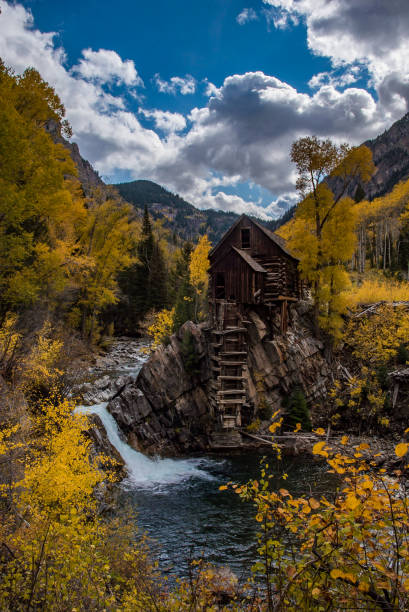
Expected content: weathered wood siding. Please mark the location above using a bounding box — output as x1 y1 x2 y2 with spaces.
210 249 265 304
209 216 301 303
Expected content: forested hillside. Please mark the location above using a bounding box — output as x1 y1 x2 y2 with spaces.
114 179 288 243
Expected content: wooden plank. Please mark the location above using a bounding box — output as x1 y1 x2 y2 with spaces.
212 328 247 335
219 361 246 366
218 375 245 380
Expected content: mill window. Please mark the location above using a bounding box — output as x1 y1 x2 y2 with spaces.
241 228 251 249
215 272 226 299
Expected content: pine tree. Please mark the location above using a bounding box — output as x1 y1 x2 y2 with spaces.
118 206 168 330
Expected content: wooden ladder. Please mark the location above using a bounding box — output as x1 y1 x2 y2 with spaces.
208 301 248 429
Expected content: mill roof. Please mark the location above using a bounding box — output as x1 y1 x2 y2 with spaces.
209 214 298 262
232 247 267 272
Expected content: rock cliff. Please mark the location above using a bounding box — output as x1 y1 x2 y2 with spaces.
328 112 409 201
107 303 331 455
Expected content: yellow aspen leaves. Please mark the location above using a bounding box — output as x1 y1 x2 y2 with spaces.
189 235 211 291
345 493 360 510
293 422 302 433
309 497 320 509
395 442 409 458
330 569 357 583
148 307 175 350
313 427 326 436
312 441 330 457
269 418 283 434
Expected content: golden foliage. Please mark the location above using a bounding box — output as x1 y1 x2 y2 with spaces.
345 304 409 365
285 138 375 337
189 234 211 322
147 307 175 351
232 435 409 611
345 277 409 308
189 234 211 294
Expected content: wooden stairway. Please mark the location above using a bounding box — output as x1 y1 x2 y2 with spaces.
208 301 248 431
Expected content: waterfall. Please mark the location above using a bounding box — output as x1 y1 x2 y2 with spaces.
77 402 212 488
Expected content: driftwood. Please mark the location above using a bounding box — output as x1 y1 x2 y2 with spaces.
353 301 409 319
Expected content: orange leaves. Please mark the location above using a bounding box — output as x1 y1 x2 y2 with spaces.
218 485 228 491
330 568 357 584
312 441 330 457
395 443 409 458
269 418 283 434
309 497 320 510
345 493 360 511
313 427 326 436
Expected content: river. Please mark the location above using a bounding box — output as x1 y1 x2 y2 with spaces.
77 339 334 579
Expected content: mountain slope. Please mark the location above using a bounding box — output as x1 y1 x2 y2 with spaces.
363 112 409 199
327 112 409 201
114 179 287 243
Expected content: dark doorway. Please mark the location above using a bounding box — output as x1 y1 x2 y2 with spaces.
215 272 226 299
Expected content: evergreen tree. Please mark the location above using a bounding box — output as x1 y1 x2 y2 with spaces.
283 387 312 431
117 206 167 331
180 330 201 376
172 241 195 331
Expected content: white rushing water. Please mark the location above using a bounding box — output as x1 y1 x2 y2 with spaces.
77 402 213 488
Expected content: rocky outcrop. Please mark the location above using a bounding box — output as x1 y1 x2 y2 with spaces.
244 302 330 414
328 112 409 201
108 303 331 455
108 321 212 455
86 414 126 479
45 120 104 195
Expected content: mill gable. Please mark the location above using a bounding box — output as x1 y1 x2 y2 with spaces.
209 214 300 305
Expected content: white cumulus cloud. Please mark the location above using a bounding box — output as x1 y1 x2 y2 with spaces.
72 48 143 87
236 8 258 26
139 109 187 134
154 73 196 95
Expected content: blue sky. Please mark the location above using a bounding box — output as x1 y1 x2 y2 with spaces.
1 1 409 218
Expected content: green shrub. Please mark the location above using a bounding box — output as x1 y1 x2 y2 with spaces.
375 364 389 390
283 386 312 431
180 331 201 376
396 343 409 365
258 402 273 421
246 418 261 433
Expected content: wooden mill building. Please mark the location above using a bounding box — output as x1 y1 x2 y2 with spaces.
207 214 301 434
